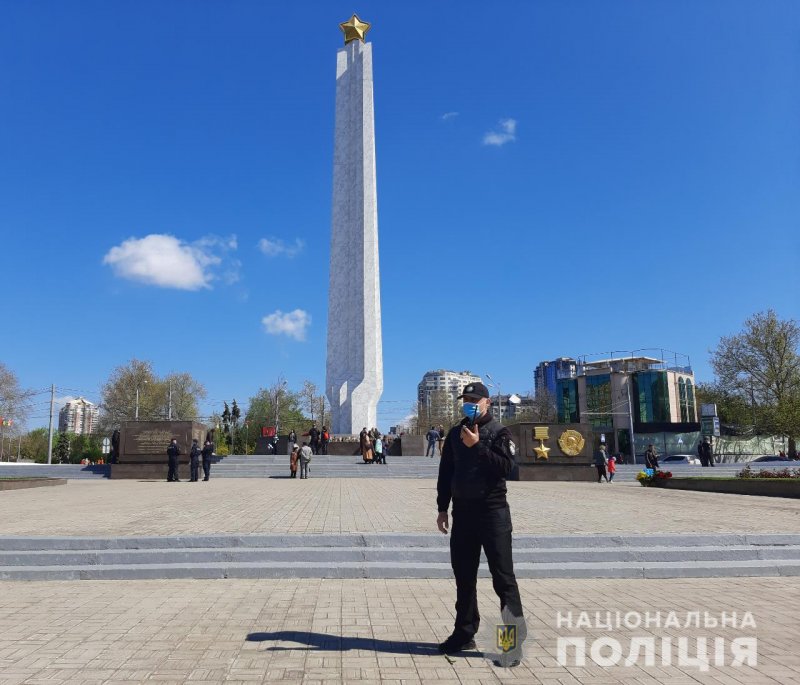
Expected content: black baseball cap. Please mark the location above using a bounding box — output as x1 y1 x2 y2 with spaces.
457 382 490 399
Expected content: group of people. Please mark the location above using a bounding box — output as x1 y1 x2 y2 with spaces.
697 437 715 466
166 437 214 482
287 425 330 455
593 444 617 483
288 441 314 479
425 425 446 457
360 427 386 464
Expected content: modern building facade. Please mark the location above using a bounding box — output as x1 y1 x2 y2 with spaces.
417 370 482 416
58 398 99 435
555 354 697 456
491 394 539 423
534 358 577 398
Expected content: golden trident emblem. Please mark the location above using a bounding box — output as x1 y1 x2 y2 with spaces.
496 624 517 653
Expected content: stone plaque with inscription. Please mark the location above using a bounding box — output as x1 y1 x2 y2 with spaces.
112 421 207 479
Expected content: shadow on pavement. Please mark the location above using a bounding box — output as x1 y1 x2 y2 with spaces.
246 631 444 656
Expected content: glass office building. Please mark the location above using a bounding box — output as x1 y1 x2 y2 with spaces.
556 378 579 423
632 371 672 423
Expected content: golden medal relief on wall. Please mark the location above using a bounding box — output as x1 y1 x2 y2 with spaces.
557 429 585 457
533 426 550 460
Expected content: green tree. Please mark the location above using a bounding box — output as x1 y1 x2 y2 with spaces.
70 433 103 462
694 383 754 432
300 380 332 428
162 372 207 420
20 428 50 462
98 359 158 430
54 432 70 464
230 399 242 453
99 359 206 431
243 382 306 452
0 361 32 429
418 389 460 433
221 401 231 450
710 310 800 442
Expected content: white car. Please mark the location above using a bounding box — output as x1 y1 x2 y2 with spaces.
661 454 702 466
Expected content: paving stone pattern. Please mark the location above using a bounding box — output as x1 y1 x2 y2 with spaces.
1 479 799 537
0 577 797 684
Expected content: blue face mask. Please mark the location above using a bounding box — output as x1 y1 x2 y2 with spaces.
461 402 481 421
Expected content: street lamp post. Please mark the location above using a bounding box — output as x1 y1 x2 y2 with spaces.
135 380 148 421
275 380 287 437
485 373 502 425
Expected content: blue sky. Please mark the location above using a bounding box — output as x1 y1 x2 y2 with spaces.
2 1 799 430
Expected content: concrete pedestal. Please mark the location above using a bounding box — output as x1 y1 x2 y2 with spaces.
111 421 207 480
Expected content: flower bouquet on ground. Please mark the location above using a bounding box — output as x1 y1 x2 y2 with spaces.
636 469 673 487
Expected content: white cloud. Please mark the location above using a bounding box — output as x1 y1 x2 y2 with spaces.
483 118 517 146
56 395 77 410
441 111 459 121
258 237 305 258
103 233 238 290
262 309 311 341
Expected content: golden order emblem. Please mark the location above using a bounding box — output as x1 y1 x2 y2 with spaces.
558 430 585 456
496 624 517 653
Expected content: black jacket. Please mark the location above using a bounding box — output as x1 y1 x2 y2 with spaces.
190 444 201 461
436 413 515 512
201 443 214 459
167 443 181 459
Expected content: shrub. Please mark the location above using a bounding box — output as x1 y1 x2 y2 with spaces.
737 464 800 479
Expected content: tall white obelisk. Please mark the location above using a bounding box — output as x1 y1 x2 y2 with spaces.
326 14 383 435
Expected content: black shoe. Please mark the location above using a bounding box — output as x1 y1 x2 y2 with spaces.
438 636 476 655
203 478 209 481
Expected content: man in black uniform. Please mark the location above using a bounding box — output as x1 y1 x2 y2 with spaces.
698 437 714 467
436 381 525 661
189 439 201 482
308 424 321 455
166 438 181 482
201 439 214 481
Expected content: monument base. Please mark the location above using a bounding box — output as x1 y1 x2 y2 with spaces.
517 463 597 482
113 421 207 480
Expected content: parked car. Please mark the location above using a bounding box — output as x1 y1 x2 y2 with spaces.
662 454 702 466
749 455 789 463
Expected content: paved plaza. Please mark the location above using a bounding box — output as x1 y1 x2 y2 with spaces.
1 479 799 537
0 576 798 684
2 479 800 682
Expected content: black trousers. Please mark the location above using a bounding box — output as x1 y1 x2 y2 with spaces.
202 458 211 480
167 456 179 481
449 502 523 640
190 457 200 481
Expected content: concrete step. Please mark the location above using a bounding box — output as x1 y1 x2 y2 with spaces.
1 457 765 481
2 559 799 581
1 533 798 580
2 544 799 567
0 464 109 479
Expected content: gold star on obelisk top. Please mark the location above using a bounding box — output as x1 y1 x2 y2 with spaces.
339 14 371 44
